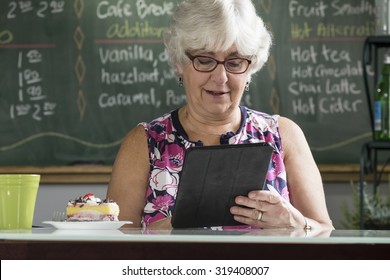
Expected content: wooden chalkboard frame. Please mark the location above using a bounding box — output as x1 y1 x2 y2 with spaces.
0 165 386 183
0 166 112 184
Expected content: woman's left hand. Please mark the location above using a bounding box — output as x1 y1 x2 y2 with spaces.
230 190 305 229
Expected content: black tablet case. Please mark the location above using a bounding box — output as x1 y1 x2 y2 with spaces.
172 143 274 228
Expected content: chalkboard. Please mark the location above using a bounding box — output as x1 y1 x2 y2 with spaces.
255 0 377 164
0 0 377 166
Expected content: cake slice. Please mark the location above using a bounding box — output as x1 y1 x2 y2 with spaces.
66 193 119 221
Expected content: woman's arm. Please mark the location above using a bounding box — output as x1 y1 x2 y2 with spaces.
278 116 333 229
107 125 150 228
231 116 334 230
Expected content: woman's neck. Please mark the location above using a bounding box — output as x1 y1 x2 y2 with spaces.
179 106 242 144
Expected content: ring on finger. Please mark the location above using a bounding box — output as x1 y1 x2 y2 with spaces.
257 210 263 221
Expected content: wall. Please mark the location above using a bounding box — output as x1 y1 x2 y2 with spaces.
33 182 356 229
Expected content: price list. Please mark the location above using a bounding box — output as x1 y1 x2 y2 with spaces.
10 49 56 121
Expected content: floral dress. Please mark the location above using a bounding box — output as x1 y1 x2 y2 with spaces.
140 106 288 228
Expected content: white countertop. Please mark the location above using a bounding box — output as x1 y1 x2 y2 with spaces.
1 227 390 244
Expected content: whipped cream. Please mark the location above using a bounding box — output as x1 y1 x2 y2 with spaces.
68 193 103 206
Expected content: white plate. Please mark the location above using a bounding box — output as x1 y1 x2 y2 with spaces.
42 221 132 230
51 229 125 236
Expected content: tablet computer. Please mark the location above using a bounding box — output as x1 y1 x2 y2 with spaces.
171 142 274 228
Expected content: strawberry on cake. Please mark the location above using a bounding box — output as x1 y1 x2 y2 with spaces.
66 193 119 221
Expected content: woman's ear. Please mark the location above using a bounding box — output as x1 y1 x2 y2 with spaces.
176 63 184 75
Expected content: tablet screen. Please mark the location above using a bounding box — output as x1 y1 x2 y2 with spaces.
172 143 274 228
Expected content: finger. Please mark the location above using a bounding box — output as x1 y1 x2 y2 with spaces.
248 190 281 204
230 206 265 222
235 195 270 212
233 213 265 226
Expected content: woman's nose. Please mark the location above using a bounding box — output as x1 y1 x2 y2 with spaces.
211 63 229 84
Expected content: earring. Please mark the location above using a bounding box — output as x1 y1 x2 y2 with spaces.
178 77 183 87
245 81 250 91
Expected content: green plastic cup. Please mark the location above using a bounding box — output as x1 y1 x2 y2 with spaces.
0 174 40 229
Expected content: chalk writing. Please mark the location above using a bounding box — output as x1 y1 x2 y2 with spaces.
9 49 56 121
7 0 65 19
289 1 328 18
100 67 160 85
99 45 154 64
289 0 375 18
0 30 13 44
96 1 133 19
292 97 363 115
286 0 371 120
98 89 161 108
106 20 165 38
96 0 174 20
331 1 376 16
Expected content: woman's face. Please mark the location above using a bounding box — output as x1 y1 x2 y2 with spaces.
177 46 251 119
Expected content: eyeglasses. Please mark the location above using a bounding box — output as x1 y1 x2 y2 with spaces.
185 52 252 74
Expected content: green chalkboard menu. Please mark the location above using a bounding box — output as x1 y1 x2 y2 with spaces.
0 0 377 166
258 0 377 164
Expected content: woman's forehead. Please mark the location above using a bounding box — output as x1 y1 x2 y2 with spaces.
191 46 240 56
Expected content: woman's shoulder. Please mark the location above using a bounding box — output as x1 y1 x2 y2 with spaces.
140 110 175 129
244 106 280 130
277 116 309 157
244 107 303 132
115 112 174 149
278 116 305 138
138 109 179 143
245 106 278 120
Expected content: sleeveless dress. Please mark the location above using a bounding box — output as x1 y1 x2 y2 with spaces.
140 106 289 229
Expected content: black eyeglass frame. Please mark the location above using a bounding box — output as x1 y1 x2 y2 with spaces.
185 52 252 74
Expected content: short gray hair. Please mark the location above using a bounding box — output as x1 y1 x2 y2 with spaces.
163 0 272 77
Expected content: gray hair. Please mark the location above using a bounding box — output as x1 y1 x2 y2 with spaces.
163 0 272 77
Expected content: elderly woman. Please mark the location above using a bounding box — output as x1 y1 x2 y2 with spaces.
107 0 334 231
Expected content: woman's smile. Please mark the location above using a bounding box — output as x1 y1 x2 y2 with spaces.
204 89 230 97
